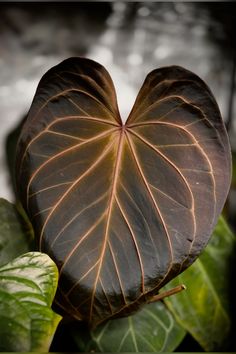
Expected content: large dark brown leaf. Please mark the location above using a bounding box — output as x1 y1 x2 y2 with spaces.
16 57 231 327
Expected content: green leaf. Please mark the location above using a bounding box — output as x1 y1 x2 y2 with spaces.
73 301 186 352
163 216 235 351
0 198 31 266
0 252 61 351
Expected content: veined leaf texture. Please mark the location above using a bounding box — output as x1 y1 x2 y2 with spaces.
16 57 231 327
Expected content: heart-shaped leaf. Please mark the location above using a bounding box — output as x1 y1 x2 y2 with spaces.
0 252 61 351
16 57 231 327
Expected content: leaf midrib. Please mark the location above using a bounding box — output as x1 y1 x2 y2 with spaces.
89 128 125 322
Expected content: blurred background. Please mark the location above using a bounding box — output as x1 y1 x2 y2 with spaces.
0 2 236 229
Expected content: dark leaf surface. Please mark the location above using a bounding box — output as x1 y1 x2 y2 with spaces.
0 252 61 351
16 57 231 326
163 216 235 351
72 301 186 352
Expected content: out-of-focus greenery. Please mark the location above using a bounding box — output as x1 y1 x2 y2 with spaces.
72 300 186 352
164 216 235 351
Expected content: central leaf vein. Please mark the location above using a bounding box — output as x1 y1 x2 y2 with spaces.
89 128 125 322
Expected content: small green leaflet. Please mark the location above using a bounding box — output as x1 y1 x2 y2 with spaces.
164 216 235 351
0 252 61 351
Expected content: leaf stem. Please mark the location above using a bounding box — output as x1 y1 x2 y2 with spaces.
148 284 186 303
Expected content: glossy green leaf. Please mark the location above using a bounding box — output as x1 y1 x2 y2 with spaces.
0 198 30 266
0 252 61 351
16 57 231 327
163 216 235 351
73 301 186 352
